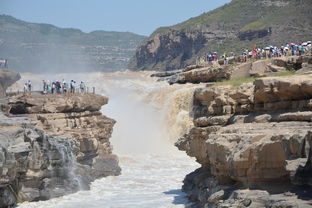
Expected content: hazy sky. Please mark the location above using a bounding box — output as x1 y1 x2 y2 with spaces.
0 0 230 36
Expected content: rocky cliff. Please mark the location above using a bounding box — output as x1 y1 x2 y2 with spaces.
176 75 312 207
130 0 312 71
0 70 20 97
0 93 120 207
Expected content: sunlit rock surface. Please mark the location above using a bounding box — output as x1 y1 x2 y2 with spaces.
176 74 312 207
152 54 312 85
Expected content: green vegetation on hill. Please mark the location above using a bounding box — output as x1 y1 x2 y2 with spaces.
131 0 312 71
0 15 146 73
153 0 308 36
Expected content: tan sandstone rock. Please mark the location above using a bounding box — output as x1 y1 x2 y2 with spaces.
177 74 312 207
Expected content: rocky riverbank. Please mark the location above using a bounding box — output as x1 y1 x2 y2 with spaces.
0 91 120 207
176 74 312 207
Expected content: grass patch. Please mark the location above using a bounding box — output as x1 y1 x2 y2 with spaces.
241 19 266 31
214 76 256 87
214 70 297 87
267 70 296 77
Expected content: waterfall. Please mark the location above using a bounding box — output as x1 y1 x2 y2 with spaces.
40 135 84 198
18 71 201 208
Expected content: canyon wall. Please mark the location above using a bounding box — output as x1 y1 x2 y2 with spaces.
176 75 312 207
0 93 120 207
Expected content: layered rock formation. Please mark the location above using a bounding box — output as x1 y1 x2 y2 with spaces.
0 114 82 207
176 75 312 207
0 93 120 207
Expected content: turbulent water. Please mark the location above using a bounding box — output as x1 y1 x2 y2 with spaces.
17 71 201 208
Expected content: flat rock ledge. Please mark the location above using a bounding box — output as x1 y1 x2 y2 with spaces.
0 93 120 207
153 55 312 85
176 74 312 207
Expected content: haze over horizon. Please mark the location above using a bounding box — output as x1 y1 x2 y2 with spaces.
0 0 231 36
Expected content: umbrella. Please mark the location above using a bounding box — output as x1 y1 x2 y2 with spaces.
290 43 296 46
302 42 308 46
265 47 270 50
213 52 218 54
307 41 311 44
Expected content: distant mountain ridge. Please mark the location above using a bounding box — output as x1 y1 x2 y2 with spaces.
129 0 312 71
0 15 146 73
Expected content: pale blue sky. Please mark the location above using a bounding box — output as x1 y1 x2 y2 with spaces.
0 0 231 36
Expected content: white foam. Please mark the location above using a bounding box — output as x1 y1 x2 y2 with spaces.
18 72 200 208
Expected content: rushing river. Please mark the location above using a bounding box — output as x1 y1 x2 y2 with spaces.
17 71 200 208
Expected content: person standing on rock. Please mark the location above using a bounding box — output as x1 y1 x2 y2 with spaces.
42 80 47 94
80 81 85 93
52 82 56 94
62 80 67 94
55 81 60 93
28 80 32 93
23 82 28 94
70 80 76 94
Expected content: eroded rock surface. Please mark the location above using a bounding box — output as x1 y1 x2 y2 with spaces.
8 93 120 178
176 75 312 207
0 112 84 207
0 93 120 207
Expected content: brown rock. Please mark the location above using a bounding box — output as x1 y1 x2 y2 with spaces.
178 74 312 206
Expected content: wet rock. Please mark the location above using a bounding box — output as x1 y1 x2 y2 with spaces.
0 114 85 206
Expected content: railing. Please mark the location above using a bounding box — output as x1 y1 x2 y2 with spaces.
6 87 96 97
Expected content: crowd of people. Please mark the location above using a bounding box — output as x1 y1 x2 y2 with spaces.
42 79 86 94
23 79 88 94
202 40 312 64
23 80 32 93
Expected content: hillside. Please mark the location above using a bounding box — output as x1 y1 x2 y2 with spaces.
0 15 146 73
129 0 312 71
